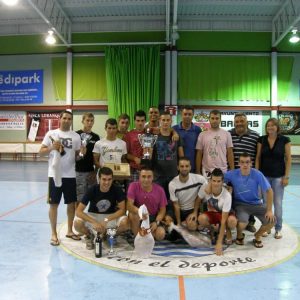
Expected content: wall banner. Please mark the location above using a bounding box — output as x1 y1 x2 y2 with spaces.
193 110 263 135
0 70 43 104
278 112 300 135
0 111 26 130
27 112 60 141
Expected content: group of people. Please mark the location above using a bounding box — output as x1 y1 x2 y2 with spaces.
40 106 291 256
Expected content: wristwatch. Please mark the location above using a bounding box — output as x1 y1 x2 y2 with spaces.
156 220 160 226
104 218 109 222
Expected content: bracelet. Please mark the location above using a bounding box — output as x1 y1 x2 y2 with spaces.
156 220 160 226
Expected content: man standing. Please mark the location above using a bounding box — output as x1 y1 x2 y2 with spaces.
124 110 147 182
152 111 184 200
169 157 207 230
75 167 128 250
173 106 201 172
229 112 260 169
224 152 275 248
93 118 127 168
40 110 82 246
229 112 260 233
196 109 234 178
117 113 130 139
145 106 160 132
127 168 167 240
76 112 100 203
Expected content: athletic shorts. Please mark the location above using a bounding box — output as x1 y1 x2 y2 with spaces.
203 211 235 225
235 202 269 225
84 213 126 231
48 177 77 205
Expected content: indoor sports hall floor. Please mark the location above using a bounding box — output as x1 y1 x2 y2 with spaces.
0 161 300 300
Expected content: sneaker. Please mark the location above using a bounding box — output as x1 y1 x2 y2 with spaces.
245 224 256 233
85 231 95 250
274 231 282 239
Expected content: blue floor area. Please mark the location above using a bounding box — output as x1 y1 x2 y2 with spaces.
0 161 300 300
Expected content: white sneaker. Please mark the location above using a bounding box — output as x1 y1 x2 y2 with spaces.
274 231 282 239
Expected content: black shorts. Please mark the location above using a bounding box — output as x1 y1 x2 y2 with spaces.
47 177 77 205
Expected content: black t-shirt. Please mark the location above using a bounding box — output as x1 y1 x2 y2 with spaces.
258 134 290 177
76 130 100 172
81 184 125 214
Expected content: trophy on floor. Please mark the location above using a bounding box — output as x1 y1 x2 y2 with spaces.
138 128 158 167
107 227 117 255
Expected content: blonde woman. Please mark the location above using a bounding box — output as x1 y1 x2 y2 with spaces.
255 118 291 239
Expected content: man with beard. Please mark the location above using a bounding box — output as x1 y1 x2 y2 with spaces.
196 110 234 178
173 106 201 172
40 110 82 246
168 157 207 230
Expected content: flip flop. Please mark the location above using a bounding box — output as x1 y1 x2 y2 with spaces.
50 238 60 246
253 239 263 248
66 234 81 241
235 233 245 245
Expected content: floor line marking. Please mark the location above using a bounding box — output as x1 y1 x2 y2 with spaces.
178 275 186 300
0 195 46 219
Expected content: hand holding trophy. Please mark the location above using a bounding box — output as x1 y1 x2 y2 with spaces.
138 128 158 167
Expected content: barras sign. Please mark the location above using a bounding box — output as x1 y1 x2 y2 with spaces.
0 70 43 104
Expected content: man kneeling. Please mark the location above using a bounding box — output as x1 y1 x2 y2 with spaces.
198 168 237 256
127 167 167 241
75 167 128 249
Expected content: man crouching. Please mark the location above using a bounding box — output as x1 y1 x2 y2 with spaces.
75 167 128 249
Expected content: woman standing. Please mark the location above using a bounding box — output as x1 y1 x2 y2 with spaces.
255 118 291 239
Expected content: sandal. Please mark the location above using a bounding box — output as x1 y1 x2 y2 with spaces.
253 239 263 248
50 238 60 246
235 233 245 245
66 234 81 241
224 239 233 245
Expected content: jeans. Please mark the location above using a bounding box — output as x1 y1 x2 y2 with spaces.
267 177 284 231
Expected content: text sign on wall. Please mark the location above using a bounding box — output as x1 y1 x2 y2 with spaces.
0 111 26 130
193 110 263 135
0 70 43 104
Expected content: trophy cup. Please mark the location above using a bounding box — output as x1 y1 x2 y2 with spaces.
138 128 158 167
107 227 117 255
79 133 91 157
49 136 66 156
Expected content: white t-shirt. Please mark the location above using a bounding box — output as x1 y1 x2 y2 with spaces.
195 128 233 173
169 173 207 211
198 183 232 213
42 129 81 178
93 137 127 166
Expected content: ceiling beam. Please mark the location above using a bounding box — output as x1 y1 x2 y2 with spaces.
272 0 300 47
25 0 72 45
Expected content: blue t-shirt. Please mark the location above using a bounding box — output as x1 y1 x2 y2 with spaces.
224 168 271 205
173 122 201 172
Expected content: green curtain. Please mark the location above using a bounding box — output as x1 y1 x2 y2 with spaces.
277 56 294 102
105 46 160 128
178 55 271 102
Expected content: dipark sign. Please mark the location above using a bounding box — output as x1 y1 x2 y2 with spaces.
0 70 43 104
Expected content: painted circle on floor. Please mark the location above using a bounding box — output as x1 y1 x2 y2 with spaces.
58 224 300 277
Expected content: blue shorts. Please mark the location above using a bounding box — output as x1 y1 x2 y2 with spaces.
48 177 77 205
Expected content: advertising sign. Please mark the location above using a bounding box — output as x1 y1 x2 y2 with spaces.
27 112 60 141
193 110 263 135
0 70 43 104
0 111 26 130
